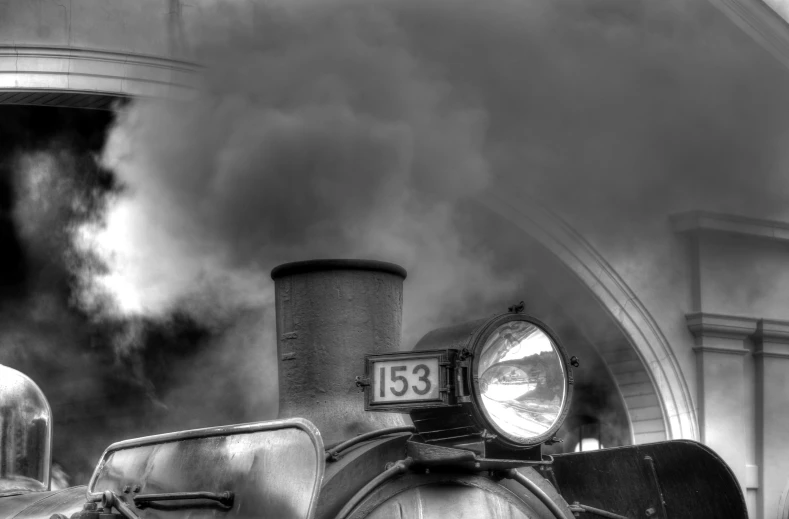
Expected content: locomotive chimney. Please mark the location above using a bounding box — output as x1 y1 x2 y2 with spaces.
270 259 409 445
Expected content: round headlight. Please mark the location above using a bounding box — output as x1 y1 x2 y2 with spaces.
408 311 573 453
475 319 568 445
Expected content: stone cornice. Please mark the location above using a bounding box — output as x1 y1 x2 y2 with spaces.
753 319 789 357
754 318 789 341
706 0 789 71
686 312 759 340
0 44 198 100
687 314 789 356
691 345 749 356
670 211 789 243
0 44 198 71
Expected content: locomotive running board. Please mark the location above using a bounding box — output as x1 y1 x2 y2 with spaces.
545 440 747 519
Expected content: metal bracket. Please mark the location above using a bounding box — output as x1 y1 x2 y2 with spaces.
354 376 370 391
508 301 525 313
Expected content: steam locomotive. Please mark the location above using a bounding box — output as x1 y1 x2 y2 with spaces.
0 260 748 519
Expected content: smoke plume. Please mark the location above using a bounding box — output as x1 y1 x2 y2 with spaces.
75 0 789 446
83 1 513 335
3 0 788 482
86 0 789 319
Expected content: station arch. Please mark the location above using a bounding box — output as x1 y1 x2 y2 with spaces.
480 185 699 444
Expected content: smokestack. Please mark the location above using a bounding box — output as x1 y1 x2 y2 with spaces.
271 259 409 445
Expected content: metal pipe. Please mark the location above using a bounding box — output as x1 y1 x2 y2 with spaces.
325 426 416 461
333 458 413 519
505 468 568 519
101 491 140 519
134 491 234 508
271 259 409 446
569 503 630 519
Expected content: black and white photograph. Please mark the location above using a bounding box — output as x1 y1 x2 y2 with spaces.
0 0 787 517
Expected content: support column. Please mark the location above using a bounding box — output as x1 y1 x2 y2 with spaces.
686 313 755 498
753 319 789 519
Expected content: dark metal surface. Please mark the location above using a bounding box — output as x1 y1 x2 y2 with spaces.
568 503 628 519
326 426 416 462
0 90 126 110
505 468 568 519
346 470 572 519
271 259 409 446
101 490 140 519
0 486 86 519
134 491 233 508
316 434 410 519
333 457 413 519
87 418 325 519
271 259 407 280
0 364 52 492
550 440 747 518
406 439 550 470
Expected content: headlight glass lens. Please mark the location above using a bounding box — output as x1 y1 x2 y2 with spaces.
478 320 566 441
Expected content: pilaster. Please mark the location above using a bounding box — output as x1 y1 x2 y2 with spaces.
753 319 789 519
686 312 756 498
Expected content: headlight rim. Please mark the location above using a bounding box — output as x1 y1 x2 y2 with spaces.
468 313 573 448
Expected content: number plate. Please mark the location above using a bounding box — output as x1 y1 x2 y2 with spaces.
363 350 456 412
372 357 440 403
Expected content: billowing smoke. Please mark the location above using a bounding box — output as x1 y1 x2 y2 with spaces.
0 106 241 483
3 0 789 483
71 3 518 466
77 0 789 454
84 0 789 321
80 4 518 350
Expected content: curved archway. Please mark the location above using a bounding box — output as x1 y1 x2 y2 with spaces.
480 185 698 443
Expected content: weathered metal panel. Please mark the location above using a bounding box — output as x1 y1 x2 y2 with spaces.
0 490 52 518
10 486 86 519
87 418 325 519
348 472 570 519
271 260 409 446
364 484 534 519
316 434 410 519
550 440 747 518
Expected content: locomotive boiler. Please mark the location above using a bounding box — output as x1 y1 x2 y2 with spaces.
0 259 747 519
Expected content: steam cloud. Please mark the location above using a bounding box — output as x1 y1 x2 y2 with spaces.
3 0 789 484
85 0 789 325
82 1 513 337
80 0 789 450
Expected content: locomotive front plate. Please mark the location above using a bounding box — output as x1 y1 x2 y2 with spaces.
363 350 456 413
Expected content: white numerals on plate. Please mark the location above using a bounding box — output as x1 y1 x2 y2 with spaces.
371 357 440 403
